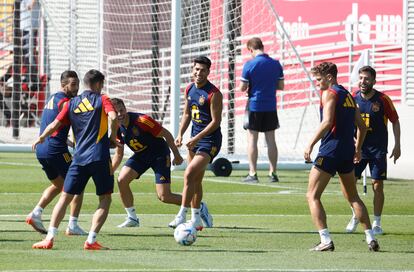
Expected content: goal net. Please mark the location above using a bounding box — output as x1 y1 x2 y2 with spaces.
101 0 320 167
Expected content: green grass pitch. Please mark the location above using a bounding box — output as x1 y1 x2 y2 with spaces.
0 152 413 271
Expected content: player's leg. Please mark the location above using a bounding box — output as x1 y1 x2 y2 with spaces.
264 129 278 182
27 158 64 234
370 156 387 235
27 176 63 234
66 192 88 236
345 159 368 233
32 192 75 249
116 156 146 227
182 152 210 230
84 161 114 250
154 155 181 205
338 170 379 251
307 165 334 251
244 129 259 182
263 111 280 182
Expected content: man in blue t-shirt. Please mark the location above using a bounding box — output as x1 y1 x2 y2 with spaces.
239 37 284 183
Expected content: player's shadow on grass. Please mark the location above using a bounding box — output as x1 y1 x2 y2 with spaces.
107 233 171 238
115 247 272 253
0 229 34 233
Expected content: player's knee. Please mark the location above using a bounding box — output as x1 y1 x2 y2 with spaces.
157 192 168 203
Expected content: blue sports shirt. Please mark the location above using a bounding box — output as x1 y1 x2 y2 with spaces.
36 91 70 158
318 85 357 160
353 90 399 159
240 54 284 112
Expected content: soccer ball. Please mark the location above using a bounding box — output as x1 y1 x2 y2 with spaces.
174 223 197 246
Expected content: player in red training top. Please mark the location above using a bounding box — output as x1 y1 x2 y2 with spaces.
32 69 118 250
27 70 87 236
345 66 401 235
110 98 185 227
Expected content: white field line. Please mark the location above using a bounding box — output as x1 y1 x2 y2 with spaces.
1 269 413 272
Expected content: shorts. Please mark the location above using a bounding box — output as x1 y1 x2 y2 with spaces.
354 157 387 180
192 137 222 163
64 160 114 195
313 156 354 176
246 111 280 132
125 153 171 184
37 152 72 180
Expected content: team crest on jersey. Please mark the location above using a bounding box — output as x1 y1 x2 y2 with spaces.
199 95 206 106
371 102 381 112
132 127 140 136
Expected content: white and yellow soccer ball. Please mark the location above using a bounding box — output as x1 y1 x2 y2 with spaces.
174 223 197 246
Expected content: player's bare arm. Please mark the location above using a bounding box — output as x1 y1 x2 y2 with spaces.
277 79 284 90
354 107 368 163
111 144 124 172
158 127 183 165
304 90 336 162
175 97 191 147
32 119 63 150
238 81 249 93
108 110 120 148
186 91 223 150
390 119 401 163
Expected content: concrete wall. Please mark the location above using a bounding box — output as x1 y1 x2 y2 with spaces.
387 105 414 180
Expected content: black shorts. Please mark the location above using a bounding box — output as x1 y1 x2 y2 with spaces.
246 111 280 132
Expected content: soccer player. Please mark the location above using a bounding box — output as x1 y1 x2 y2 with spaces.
304 62 379 252
239 37 284 183
31 69 118 250
170 56 221 230
26 70 87 236
110 98 188 228
345 66 401 235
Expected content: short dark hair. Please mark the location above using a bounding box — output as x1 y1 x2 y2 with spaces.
60 70 78 86
247 37 264 51
83 69 105 86
193 56 211 69
110 97 126 109
311 62 338 78
359 65 376 80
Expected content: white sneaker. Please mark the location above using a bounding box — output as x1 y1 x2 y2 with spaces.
117 217 140 228
200 202 213 228
26 213 47 234
188 219 203 231
65 225 88 236
168 216 185 228
372 225 383 235
345 218 359 233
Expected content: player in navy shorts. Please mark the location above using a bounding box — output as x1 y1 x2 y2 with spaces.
110 98 197 228
32 69 118 250
304 62 379 252
345 66 401 235
26 70 87 236
171 56 222 230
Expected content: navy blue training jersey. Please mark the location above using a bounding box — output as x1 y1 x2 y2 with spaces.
117 112 169 160
57 90 115 166
353 90 399 159
318 85 356 160
185 81 221 141
36 91 70 158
